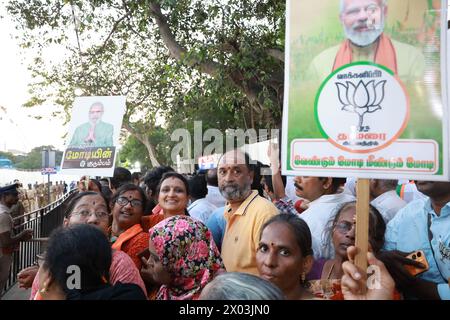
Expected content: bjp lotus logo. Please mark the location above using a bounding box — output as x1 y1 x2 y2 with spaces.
336 80 386 128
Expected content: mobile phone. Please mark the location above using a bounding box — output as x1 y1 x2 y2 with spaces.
137 248 150 261
404 250 429 276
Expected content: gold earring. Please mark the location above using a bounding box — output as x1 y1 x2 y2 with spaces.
39 283 48 294
301 272 306 284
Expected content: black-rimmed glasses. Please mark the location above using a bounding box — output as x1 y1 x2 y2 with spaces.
116 196 143 208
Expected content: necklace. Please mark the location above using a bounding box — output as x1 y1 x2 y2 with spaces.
326 261 336 280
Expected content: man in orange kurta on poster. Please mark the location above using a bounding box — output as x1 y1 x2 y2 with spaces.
308 0 425 81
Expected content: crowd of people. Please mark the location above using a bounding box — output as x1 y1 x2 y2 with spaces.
0 147 448 301
3 180 69 220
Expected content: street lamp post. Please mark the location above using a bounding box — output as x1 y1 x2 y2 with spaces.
41 148 56 205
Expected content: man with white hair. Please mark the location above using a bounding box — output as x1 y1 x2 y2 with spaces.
309 0 425 81
69 101 114 148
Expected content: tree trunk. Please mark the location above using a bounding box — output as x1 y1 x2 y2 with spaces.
140 137 161 168
123 122 161 168
147 2 282 120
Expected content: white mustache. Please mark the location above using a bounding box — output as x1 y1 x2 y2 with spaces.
352 20 382 31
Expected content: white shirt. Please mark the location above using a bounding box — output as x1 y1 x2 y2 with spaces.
285 176 301 202
343 177 357 197
205 185 226 208
188 198 217 223
370 190 407 224
300 193 356 259
397 181 428 203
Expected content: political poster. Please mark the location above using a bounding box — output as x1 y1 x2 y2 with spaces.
61 96 126 177
282 0 449 181
198 154 221 170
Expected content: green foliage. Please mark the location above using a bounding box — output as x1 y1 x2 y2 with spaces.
7 0 286 165
119 136 149 168
0 151 16 163
120 126 172 170
14 145 63 170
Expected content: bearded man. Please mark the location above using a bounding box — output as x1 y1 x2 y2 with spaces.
218 150 278 275
308 0 425 81
69 101 114 148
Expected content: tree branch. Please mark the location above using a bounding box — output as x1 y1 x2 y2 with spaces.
147 1 280 120
70 2 82 55
95 12 130 55
122 0 152 41
148 2 221 76
123 121 160 167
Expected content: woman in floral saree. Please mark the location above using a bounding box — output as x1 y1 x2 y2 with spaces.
146 215 224 300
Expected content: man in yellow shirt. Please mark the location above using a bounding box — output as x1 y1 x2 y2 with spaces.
218 150 278 275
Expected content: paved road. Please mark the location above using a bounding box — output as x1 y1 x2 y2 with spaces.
2 283 30 300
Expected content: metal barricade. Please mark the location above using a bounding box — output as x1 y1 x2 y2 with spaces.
1 189 77 296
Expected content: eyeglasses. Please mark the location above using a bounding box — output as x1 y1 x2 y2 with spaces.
71 210 110 219
334 221 355 235
116 196 143 208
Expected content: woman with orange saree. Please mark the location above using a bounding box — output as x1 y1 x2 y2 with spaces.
111 184 149 270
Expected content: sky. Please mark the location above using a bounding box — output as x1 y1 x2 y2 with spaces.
0 3 67 153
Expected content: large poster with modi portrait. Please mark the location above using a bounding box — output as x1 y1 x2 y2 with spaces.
61 96 126 177
282 0 449 181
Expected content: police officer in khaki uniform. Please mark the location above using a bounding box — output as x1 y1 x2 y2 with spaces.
0 184 33 297
50 181 57 203
21 184 30 215
37 184 45 208
10 182 25 228
26 184 37 213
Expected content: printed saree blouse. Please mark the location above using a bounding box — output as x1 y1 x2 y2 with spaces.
149 215 224 300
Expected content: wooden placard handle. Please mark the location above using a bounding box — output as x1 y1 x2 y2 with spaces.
355 178 370 293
